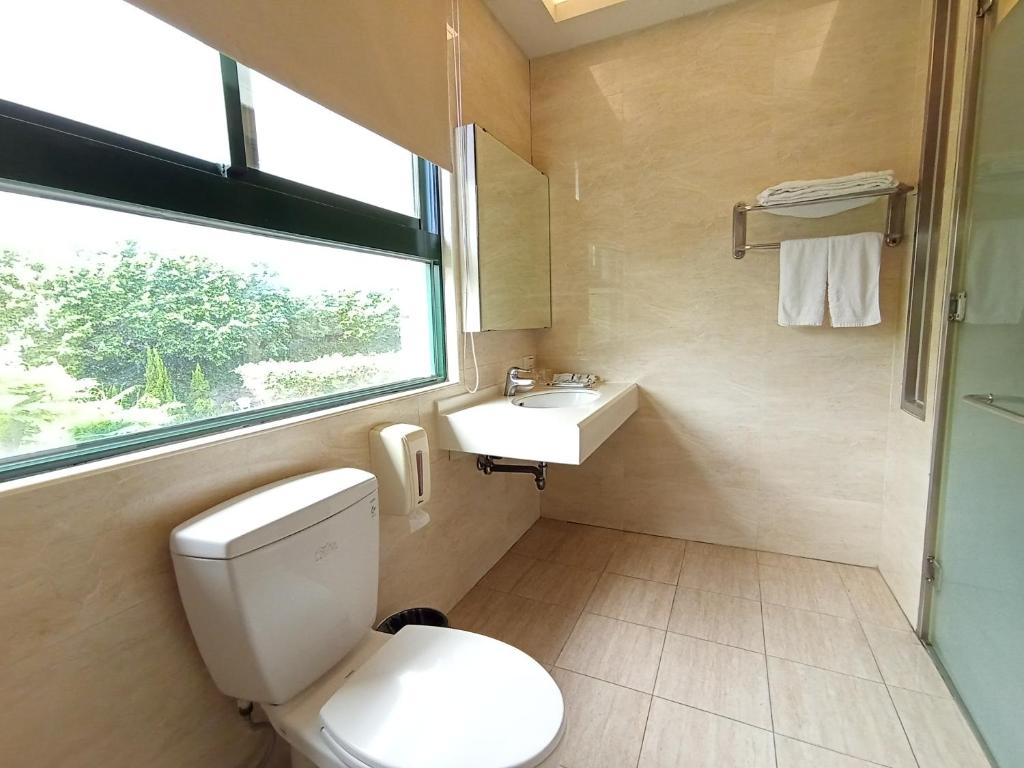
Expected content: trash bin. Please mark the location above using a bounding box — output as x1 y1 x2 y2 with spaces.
376 607 450 635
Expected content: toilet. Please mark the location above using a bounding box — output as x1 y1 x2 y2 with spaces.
170 468 564 768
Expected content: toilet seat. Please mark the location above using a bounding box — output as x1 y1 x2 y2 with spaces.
318 625 564 768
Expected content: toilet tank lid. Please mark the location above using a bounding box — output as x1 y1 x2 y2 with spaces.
170 468 377 560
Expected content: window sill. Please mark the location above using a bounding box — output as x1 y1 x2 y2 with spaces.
0 378 458 498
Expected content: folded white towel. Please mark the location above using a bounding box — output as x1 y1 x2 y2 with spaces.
758 170 897 206
827 232 883 327
778 237 828 326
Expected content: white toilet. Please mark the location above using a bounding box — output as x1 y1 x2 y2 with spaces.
171 468 564 768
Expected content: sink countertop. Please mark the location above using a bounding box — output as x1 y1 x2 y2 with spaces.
435 382 639 465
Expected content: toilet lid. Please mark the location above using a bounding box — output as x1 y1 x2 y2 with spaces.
319 625 564 768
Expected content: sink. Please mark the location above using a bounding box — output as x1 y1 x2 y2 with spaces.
436 382 639 465
512 389 600 409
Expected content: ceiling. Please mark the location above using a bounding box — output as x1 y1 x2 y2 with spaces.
484 0 738 58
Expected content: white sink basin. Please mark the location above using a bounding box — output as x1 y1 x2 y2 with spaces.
436 382 639 465
512 389 600 409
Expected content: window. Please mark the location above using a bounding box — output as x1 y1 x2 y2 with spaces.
242 68 419 216
0 3 445 481
0 0 229 162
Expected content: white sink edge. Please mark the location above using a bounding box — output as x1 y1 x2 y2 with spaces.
435 382 639 465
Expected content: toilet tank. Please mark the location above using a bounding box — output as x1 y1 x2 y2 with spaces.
171 469 379 705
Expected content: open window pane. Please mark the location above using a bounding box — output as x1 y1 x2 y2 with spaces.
0 189 437 465
243 68 419 217
0 0 228 162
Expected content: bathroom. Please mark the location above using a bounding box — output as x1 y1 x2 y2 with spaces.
0 0 1020 766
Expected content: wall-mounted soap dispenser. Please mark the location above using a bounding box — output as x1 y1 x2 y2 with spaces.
370 424 432 531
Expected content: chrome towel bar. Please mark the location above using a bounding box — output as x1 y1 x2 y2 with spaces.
732 183 914 259
963 393 1024 426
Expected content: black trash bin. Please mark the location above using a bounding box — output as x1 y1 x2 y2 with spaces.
376 607 449 635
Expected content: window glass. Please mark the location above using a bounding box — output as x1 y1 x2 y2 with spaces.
0 190 436 463
243 69 419 216
0 0 229 162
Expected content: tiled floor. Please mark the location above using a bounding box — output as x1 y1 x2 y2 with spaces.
450 519 991 768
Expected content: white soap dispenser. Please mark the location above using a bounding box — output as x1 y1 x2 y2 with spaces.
369 423 432 531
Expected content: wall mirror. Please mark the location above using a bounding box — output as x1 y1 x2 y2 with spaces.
459 124 551 331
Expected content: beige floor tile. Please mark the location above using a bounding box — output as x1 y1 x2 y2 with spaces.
687 541 759 564
889 687 991 768
655 633 771 729
668 587 764 653
586 573 675 628
547 523 623 571
511 519 574 560
608 532 685 584
768 657 916 768
638 697 774 768
757 551 838 577
762 603 880 681
680 553 760 600
449 585 578 665
774 736 882 767
837 565 911 630
478 551 535 592
513 560 601 609
556 613 665 693
860 623 949 697
540 669 650 768
759 564 855 619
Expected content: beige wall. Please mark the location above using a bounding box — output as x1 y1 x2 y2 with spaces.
533 0 931 573
0 1 536 766
458 0 533 162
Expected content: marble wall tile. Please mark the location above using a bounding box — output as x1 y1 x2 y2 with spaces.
533 0 932 580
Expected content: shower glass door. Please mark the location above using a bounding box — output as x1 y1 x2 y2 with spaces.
928 3 1024 766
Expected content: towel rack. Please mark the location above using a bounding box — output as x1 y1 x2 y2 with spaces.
732 183 914 259
963 393 1024 426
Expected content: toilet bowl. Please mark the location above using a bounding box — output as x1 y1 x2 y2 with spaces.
170 469 564 768
269 626 564 768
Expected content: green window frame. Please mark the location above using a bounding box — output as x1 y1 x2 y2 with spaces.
0 56 447 483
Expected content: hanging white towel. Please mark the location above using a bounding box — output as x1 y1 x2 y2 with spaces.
964 218 1024 325
778 237 828 326
827 232 883 327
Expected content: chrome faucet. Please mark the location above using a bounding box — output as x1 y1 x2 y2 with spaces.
504 366 535 397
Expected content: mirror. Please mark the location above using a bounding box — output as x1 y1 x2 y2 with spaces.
459 124 551 331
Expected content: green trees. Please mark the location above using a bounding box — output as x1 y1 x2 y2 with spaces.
18 244 400 403
188 364 214 418
142 347 175 405
0 250 39 346
0 242 402 454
